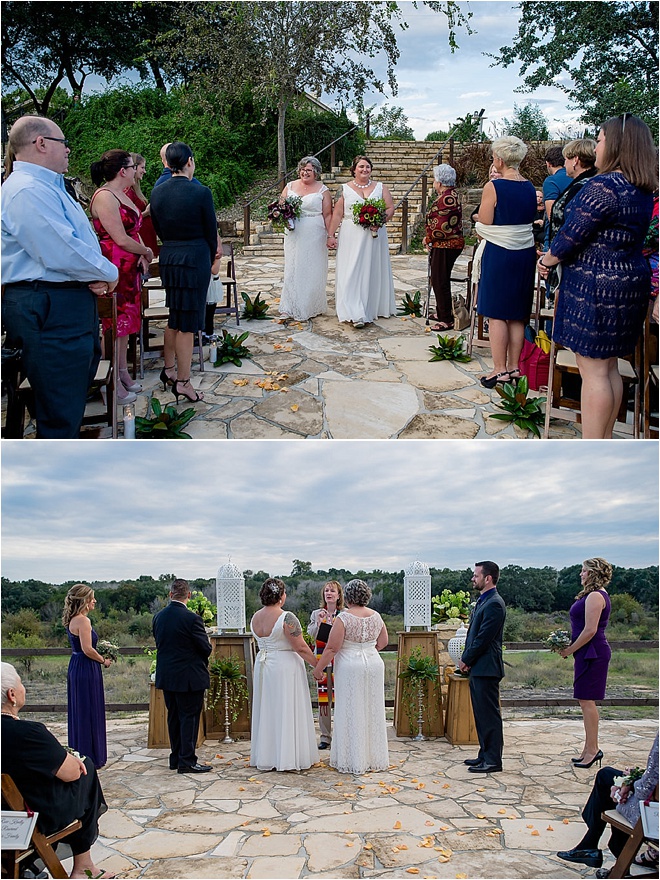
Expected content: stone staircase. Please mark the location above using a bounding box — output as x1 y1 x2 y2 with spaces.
242 139 451 257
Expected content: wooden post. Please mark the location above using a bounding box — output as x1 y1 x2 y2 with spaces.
421 173 428 215
243 204 250 247
330 143 336 169
365 113 371 139
393 631 444 738
205 633 256 740
444 673 478 745
400 198 409 254
147 683 205 749
449 137 455 166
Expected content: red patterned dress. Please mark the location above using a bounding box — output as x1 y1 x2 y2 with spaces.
91 192 142 337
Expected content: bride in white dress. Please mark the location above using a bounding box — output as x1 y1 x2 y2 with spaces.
327 156 396 328
279 156 332 321
313 579 389 775
250 578 319 771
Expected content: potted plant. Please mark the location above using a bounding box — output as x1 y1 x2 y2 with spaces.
187 591 217 629
431 589 473 626
397 646 441 741
207 654 249 743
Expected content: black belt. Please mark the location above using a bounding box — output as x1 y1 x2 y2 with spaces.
8 280 89 290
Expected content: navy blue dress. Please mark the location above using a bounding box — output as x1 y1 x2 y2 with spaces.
477 179 537 321
67 628 107 768
551 172 653 358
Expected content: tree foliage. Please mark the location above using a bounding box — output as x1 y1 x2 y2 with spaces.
368 105 416 141
501 102 550 141
490 1 659 133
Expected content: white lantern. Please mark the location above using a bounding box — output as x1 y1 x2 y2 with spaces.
448 623 469 666
216 559 246 633
403 560 431 631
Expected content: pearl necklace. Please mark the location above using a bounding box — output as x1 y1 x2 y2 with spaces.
353 180 372 189
1 711 18 719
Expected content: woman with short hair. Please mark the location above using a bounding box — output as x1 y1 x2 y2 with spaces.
538 115 657 437
474 136 538 387
314 578 389 775
279 156 332 321
424 163 465 331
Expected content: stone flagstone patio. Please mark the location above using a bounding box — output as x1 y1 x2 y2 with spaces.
43 715 656 879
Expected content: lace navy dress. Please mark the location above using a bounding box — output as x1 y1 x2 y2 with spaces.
550 172 653 358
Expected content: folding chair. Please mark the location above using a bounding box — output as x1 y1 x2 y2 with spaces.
601 784 658 879
1 773 82 879
211 241 240 327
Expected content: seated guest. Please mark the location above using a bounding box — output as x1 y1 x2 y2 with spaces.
557 732 658 877
0 663 111 880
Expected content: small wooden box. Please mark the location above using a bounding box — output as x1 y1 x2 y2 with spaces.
147 684 205 749
444 673 478 745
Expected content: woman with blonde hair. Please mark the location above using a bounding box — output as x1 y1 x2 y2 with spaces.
63 584 112 768
308 580 344 749
474 136 538 387
560 558 613 768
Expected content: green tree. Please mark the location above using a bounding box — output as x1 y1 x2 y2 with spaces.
291 560 313 577
501 102 550 141
497 565 557 612
449 111 488 143
368 105 415 140
425 129 451 141
490 2 659 132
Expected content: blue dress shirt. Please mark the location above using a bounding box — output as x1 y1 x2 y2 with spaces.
1 161 118 285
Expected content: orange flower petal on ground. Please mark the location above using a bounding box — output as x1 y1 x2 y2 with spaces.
290 404 299 412
547 826 554 831
498 809 506 814
563 818 570 824
394 821 402 829
406 869 420 875
531 830 540 836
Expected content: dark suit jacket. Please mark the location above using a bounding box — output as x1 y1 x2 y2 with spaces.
152 601 212 692
461 589 506 678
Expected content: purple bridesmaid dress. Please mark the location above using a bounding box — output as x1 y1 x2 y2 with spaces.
66 628 107 768
569 590 611 700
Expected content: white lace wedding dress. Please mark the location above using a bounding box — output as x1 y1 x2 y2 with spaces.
279 183 329 320
335 182 396 324
250 612 319 771
331 610 389 775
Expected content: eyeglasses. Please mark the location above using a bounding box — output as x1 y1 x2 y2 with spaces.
122 164 138 170
32 136 69 146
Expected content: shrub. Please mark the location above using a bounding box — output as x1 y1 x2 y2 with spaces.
2 609 43 640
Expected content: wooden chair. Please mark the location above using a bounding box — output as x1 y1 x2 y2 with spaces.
601 784 658 879
642 302 658 438
1 773 82 879
210 241 240 328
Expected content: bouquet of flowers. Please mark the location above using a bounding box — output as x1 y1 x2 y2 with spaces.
352 198 388 238
97 639 119 662
187 590 216 626
613 767 645 789
546 630 571 653
267 193 302 232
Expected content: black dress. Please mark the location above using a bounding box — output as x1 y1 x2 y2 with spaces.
150 176 218 333
1 715 107 854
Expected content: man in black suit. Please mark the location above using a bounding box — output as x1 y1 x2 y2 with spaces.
459 561 506 774
152 578 212 773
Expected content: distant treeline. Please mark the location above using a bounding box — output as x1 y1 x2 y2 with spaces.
2 563 658 621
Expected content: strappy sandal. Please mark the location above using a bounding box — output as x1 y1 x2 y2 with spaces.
634 851 659 869
480 372 511 389
431 321 454 332
173 379 204 403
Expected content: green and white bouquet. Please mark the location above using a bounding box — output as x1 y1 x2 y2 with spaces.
97 639 120 662
546 630 571 653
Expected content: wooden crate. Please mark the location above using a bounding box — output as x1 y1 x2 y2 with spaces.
205 633 256 740
444 673 478 745
147 684 205 749
393 631 444 738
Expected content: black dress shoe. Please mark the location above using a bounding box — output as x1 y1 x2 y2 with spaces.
468 762 502 773
557 848 603 868
318 742 330 750
178 763 212 773
464 757 483 766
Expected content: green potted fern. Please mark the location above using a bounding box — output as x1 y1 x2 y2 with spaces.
207 654 249 743
397 646 441 741
492 375 546 437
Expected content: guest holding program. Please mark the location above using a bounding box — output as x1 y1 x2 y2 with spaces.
250 578 319 771
279 156 332 322
314 579 389 775
1 662 112 879
559 557 612 769
1 115 118 438
538 114 656 438
328 156 396 328
90 149 154 402
63 584 111 770
474 137 537 388
459 561 506 774
152 578 212 773
424 164 465 332
307 580 344 749
150 142 219 403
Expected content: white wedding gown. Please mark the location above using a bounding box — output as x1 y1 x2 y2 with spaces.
331 610 389 775
250 612 319 771
279 183 329 320
335 182 396 324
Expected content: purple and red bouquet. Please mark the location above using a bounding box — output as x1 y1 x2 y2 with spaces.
267 194 302 233
352 198 388 238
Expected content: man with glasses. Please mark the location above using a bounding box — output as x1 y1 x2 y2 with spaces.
2 115 118 437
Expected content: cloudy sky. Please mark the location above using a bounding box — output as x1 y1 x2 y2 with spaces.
330 1 583 139
2 442 657 584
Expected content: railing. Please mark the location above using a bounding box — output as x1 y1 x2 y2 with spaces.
242 124 360 246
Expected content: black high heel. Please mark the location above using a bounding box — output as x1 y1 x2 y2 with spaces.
574 750 603 769
173 379 204 403
159 367 176 391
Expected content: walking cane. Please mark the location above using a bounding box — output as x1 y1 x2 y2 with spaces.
425 249 432 326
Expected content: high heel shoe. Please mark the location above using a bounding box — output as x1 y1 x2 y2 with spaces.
480 372 511 389
119 370 142 393
574 750 603 769
173 379 204 403
159 367 176 391
115 382 137 404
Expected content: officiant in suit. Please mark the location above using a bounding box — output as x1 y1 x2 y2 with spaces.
459 561 506 773
152 578 212 773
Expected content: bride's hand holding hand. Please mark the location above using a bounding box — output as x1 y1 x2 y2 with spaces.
313 663 325 681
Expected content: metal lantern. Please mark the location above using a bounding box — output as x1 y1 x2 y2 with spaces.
403 560 431 631
216 560 246 633
448 623 469 666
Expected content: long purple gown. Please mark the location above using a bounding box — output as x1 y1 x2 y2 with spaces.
66 628 107 768
569 590 611 700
